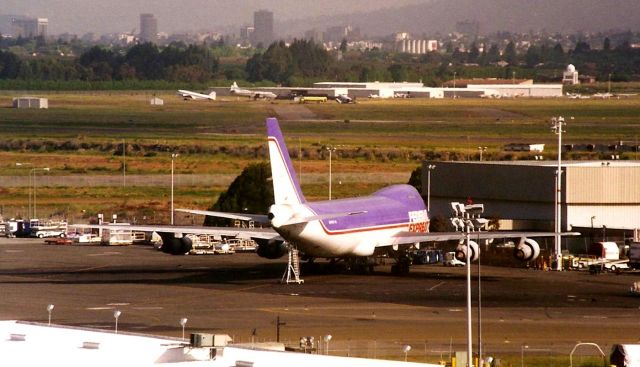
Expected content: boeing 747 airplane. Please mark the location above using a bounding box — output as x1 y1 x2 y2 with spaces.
76 118 576 274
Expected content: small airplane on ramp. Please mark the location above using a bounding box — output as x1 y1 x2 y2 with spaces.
177 89 216 101
230 82 277 100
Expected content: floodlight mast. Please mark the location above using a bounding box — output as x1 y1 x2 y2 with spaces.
551 117 565 271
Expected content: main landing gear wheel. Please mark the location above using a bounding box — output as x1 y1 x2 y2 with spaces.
391 257 411 275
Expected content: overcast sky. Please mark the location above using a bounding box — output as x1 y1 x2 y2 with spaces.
3 0 426 35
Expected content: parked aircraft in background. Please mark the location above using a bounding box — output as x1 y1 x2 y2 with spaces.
335 94 355 104
177 90 216 101
230 82 277 100
566 93 591 99
75 118 577 275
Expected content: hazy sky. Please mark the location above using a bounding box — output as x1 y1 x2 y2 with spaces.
3 0 426 35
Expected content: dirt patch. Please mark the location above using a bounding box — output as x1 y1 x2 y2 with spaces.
468 107 528 121
272 104 318 121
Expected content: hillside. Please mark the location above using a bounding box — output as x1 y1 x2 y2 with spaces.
279 0 640 37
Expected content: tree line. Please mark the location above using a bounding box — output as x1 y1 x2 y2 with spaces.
1 37 640 87
0 42 219 83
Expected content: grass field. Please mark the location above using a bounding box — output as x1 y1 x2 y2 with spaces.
1 91 638 221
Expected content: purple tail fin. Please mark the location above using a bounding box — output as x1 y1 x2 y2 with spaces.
266 118 306 205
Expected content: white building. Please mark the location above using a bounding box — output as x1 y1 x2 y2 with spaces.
0 320 441 367
562 64 579 85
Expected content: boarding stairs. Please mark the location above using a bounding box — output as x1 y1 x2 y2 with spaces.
281 246 304 284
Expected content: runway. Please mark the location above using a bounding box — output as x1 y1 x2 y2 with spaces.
1 237 638 360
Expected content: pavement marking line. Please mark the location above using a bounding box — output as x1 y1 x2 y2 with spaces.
86 307 114 310
132 307 164 310
107 303 130 306
427 281 445 291
72 265 109 273
87 252 122 256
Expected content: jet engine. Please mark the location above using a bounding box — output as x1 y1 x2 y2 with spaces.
256 238 289 259
513 238 540 262
159 233 193 255
455 240 479 263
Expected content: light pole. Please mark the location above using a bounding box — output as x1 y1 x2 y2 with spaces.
402 344 412 362
180 317 188 340
46 304 54 326
171 153 179 225
427 164 436 213
324 334 332 355
608 73 612 95
31 167 50 220
16 163 32 218
113 310 121 333
478 147 487 161
521 344 529 367
453 72 457 99
326 146 337 200
551 117 565 271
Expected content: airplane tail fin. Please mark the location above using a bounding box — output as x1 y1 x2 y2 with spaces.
266 118 306 205
231 81 238 90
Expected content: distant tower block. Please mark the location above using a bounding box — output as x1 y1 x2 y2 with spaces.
139 13 158 43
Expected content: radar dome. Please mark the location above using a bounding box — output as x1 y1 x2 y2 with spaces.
566 64 576 72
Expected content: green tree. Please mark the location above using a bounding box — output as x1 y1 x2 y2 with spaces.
486 44 500 64
407 166 422 195
245 52 265 82
204 163 274 226
504 41 517 65
339 38 348 53
262 41 293 83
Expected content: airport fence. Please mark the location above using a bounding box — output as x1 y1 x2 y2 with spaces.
0 172 411 188
233 338 612 366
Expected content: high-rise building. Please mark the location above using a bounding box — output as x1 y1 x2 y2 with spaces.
252 10 274 47
9 16 47 38
139 13 158 43
240 25 255 41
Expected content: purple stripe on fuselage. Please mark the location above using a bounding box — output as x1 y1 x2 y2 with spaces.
307 185 426 232
266 117 306 204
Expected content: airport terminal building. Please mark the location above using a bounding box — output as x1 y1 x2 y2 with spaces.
422 161 640 239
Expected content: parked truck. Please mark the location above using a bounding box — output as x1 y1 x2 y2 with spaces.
629 242 640 269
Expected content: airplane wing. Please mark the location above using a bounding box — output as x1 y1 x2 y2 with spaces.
387 231 580 246
71 223 280 241
175 209 269 223
281 211 367 226
177 208 367 226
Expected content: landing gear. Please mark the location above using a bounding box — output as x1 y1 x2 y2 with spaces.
391 256 411 275
347 257 375 274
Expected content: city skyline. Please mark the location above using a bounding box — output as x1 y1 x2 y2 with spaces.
2 0 424 35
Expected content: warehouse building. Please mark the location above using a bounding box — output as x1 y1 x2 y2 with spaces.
422 160 640 239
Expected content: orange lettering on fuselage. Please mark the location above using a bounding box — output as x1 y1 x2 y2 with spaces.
408 221 429 233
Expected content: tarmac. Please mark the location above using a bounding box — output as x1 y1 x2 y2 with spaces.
1 237 638 361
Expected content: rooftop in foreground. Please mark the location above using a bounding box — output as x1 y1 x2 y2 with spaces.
0 320 440 367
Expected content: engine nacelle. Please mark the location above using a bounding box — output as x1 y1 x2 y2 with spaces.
159 233 192 255
455 240 479 262
256 238 289 259
514 238 540 262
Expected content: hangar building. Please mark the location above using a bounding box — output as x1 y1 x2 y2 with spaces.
421 161 640 237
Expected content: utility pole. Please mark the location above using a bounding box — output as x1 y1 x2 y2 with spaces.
551 117 566 271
